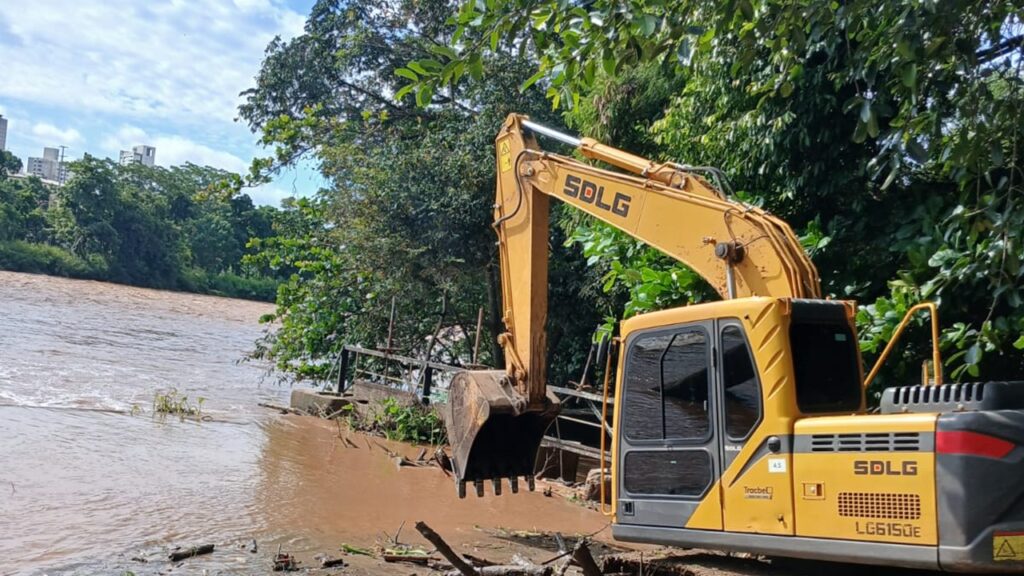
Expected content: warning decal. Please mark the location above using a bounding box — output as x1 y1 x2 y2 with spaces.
994 532 1024 561
499 140 512 173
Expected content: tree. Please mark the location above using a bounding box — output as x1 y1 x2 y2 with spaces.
240 0 604 382
0 155 283 299
0 150 22 178
398 0 1024 386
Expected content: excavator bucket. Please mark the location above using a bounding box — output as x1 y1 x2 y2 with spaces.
444 370 560 497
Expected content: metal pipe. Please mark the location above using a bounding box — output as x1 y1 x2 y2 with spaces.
385 296 397 352
864 302 944 389
521 119 582 147
472 307 483 365
725 264 737 299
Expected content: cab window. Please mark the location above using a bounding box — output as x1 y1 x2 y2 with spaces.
721 324 761 440
790 319 861 413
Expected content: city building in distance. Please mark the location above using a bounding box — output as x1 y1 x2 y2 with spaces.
0 114 8 151
119 144 156 167
26 147 69 183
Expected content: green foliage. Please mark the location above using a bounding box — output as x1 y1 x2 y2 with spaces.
0 156 283 301
239 0 602 384
339 398 447 445
244 0 1024 396
0 150 22 177
568 222 713 336
371 397 447 445
0 240 105 278
404 0 1024 387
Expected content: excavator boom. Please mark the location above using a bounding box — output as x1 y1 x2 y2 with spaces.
445 114 819 496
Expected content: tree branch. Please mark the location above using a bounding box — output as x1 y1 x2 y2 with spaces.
977 34 1024 64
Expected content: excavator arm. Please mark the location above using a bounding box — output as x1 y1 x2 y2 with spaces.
444 114 820 497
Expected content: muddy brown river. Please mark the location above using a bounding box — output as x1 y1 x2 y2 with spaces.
0 272 605 575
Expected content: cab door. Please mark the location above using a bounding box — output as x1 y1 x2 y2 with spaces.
716 318 795 535
616 321 723 530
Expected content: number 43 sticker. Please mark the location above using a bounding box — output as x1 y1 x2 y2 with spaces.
768 458 787 474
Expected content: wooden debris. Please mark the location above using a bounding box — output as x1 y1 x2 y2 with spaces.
168 544 214 562
463 553 497 567
273 552 298 571
414 521 477 576
443 566 551 576
571 540 602 576
433 448 453 474
511 553 534 567
257 402 301 415
320 557 347 568
383 553 438 565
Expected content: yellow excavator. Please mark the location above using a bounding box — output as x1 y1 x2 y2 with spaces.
444 114 1024 573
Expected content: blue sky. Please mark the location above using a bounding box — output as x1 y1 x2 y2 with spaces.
0 0 324 206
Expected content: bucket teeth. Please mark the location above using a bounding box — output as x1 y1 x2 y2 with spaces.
456 476 534 499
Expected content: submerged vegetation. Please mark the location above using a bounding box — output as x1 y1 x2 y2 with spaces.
152 388 206 421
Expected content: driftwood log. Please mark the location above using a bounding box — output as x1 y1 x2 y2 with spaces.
168 544 214 562
444 566 552 576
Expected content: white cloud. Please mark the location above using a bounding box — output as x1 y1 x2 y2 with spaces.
151 135 250 173
31 122 83 146
0 1 306 126
100 124 151 152
247 183 294 207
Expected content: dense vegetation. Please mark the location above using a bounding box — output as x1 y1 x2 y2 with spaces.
0 151 280 301
243 0 1024 395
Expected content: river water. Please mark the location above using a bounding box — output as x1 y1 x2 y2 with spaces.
0 272 605 575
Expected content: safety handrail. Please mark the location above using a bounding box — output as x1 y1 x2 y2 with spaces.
864 302 943 388
599 339 616 517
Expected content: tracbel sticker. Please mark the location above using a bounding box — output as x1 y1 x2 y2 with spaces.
994 532 1024 561
743 486 774 500
768 458 787 474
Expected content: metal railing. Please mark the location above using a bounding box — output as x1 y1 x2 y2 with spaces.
327 344 613 461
